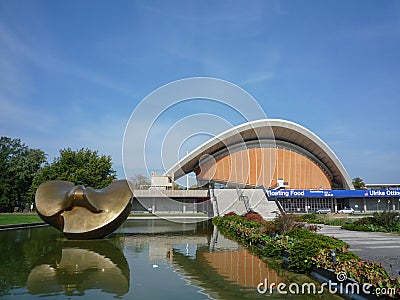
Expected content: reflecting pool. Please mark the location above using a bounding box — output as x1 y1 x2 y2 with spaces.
0 219 341 299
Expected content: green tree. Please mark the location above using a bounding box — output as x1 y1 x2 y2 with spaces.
352 177 366 190
189 184 198 190
0 137 46 212
29 148 117 200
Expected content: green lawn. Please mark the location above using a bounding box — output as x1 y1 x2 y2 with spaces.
0 213 42 225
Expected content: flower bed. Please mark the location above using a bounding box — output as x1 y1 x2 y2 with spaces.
213 214 400 298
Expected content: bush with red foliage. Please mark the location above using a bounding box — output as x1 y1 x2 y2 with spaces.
243 211 264 223
224 211 237 216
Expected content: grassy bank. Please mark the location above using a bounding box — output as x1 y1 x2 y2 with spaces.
0 213 42 225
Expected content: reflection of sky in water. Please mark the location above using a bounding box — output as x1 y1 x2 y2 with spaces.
124 243 210 300
173 244 197 259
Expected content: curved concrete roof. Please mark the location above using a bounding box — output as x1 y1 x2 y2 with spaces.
166 119 353 190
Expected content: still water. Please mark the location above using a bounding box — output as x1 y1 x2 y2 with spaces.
0 219 341 299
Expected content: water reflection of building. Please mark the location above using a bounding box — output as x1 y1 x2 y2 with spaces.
202 250 281 288
122 227 282 294
206 227 282 289
164 229 285 300
209 225 241 251
123 235 209 262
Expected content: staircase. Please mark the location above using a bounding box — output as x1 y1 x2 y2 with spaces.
209 188 279 220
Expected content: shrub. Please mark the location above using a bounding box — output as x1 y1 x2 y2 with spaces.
224 211 237 216
334 260 399 294
261 235 296 258
286 228 348 248
274 213 303 234
313 253 399 296
300 212 318 223
337 250 359 262
394 222 400 232
341 223 370 231
243 211 264 223
301 213 352 227
306 224 319 232
342 212 400 232
212 215 264 245
372 211 399 228
354 216 375 226
344 212 400 233
286 229 350 272
289 238 324 272
286 227 316 239
324 218 349 226
260 220 277 235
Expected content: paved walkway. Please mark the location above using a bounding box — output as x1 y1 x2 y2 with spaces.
317 225 400 278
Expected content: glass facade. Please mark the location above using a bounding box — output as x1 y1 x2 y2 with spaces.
279 197 335 213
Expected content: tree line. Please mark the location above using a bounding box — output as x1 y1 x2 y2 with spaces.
0 136 116 212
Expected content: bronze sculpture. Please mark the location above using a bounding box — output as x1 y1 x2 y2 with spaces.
35 180 132 239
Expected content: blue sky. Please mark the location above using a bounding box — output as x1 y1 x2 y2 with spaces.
0 0 399 184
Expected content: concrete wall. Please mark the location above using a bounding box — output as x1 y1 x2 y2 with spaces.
131 188 278 219
212 189 279 220
132 196 213 215
133 189 209 198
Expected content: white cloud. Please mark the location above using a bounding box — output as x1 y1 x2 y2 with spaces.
240 72 275 85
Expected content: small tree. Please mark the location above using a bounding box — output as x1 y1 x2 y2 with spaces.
29 148 116 201
352 177 366 190
129 174 150 189
189 184 198 190
174 183 183 190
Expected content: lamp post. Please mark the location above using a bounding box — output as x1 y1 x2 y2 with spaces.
377 199 381 212
398 199 400 211
388 200 391 211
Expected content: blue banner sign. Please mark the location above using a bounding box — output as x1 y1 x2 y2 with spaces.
266 189 400 198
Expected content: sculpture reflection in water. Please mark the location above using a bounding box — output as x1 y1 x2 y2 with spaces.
26 239 130 297
35 180 132 239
